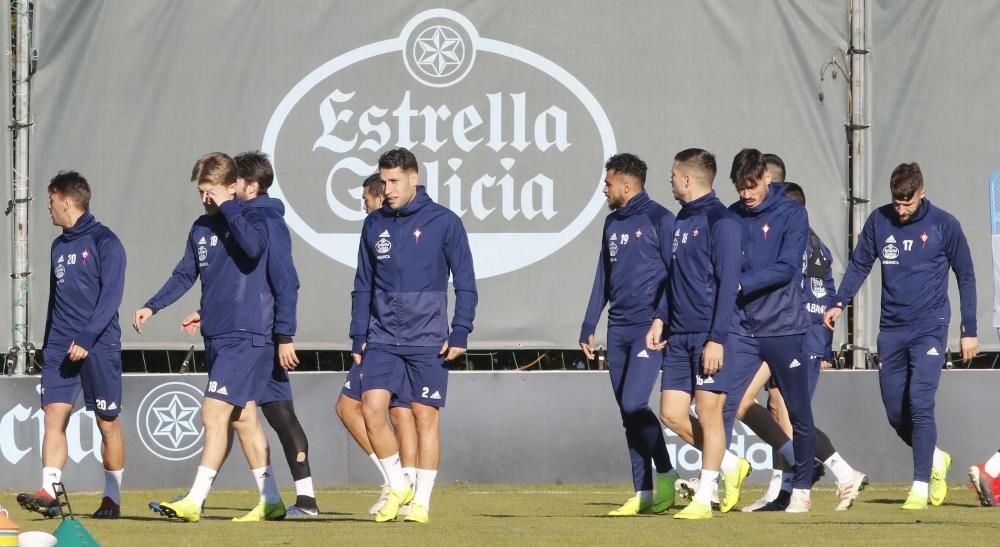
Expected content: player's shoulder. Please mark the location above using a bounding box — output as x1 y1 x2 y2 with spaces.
925 201 961 227
93 223 124 249
645 199 676 224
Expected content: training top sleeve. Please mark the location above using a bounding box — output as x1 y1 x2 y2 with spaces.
219 200 268 261
833 212 879 308
740 206 809 295
819 241 837 310
652 210 675 323
444 215 478 349
580 223 610 343
267 219 300 340
73 233 127 351
944 215 977 337
43 240 57 346
349 221 374 353
709 215 742 344
145 226 199 312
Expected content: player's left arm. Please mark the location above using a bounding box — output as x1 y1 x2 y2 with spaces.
819 242 837 362
652 211 676 324
219 200 269 260
740 207 809 295
71 234 127 357
267 220 300 369
442 216 477 360
944 216 978 360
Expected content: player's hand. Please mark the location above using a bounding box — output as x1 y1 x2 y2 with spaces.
180 311 201 336
960 336 980 362
439 341 466 361
702 340 724 375
819 360 834 370
352 342 367 365
645 319 667 351
823 307 842 331
67 342 89 362
579 335 596 360
204 185 232 207
133 307 153 333
278 342 299 370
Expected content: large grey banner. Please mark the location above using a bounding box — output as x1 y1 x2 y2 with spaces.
865 1 1000 350
26 1 851 350
0 371 996 491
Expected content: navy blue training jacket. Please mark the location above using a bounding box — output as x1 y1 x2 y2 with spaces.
729 183 811 337
580 191 675 342
350 187 477 351
802 230 835 359
665 191 741 344
834 199 976 336
255 195 299 340
144 199 274 337
44 212 126 352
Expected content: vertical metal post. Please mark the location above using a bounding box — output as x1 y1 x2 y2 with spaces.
848 0 872 368
8 0 34 375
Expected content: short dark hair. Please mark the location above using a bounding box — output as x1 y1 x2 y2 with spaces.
783 181 805 205
889 162 924 200
674 148 717 182
605 153 647 186
191 152 237 186
764 153 786 182
234 151 274 191
48 171 91 210
362 172 384 196
378 147 419 173
730 148 768 190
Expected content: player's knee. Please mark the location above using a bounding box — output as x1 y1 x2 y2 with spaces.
95 414 121 436
619 399 649 418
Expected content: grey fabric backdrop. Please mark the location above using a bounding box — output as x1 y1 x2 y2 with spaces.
865 1 1000 350
27 1 852 350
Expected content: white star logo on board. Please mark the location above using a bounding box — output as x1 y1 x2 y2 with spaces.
414 25 464 77
151 394 200 449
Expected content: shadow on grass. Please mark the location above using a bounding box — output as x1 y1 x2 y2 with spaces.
865 498 978 508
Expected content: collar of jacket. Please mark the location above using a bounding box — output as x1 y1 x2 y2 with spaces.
383 186 433 217
614 190 651 218
63 211 97 241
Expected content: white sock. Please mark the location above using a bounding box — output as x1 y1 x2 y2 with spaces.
911 480 929 497
402 466 417 486
824 452 856 484
791 488 811 500
370 452 389 485
694 470 720 504
253 465 282 504
103 469 124 504
764 470 783 502
41 467 62 498
637 490 653 504
720 451 738 474
379 453 408 491
413 469 438 509
985 451 1000 477
189 466 217 507
932 447 946 468
294 477 315 499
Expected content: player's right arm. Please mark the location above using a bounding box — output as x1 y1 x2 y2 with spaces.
349 221 374 364
218 200 269 261
134 226 200 333
580 224 610 360
824 213 878 330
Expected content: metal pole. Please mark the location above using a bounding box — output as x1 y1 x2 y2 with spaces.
848 0 872 368
8 0 34 375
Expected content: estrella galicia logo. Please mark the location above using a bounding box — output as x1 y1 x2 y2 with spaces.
263 9 616 279
136 381 204 461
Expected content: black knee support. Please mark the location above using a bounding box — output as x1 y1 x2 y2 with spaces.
262 400 311 481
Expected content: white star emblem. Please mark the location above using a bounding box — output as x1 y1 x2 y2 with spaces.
414 228 422 242
151 394 200 448
415 26 463 77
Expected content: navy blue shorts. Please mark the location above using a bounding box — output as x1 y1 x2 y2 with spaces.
41 346 122 417
362 344 446 408
204 333 273 408
341 363 413 408
259 360 293 405
661 333 753 394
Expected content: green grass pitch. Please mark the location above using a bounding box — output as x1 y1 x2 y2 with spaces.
5 483 999 546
